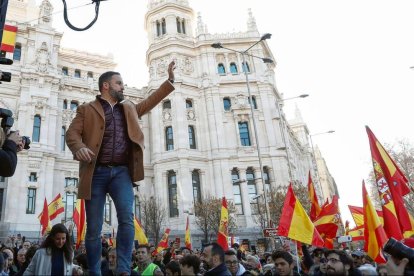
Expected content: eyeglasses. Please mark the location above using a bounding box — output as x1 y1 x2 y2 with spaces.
327 258 340 264
225 260 239 265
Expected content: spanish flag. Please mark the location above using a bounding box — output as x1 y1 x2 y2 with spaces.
348 205 384 227
366 126 414 238
314 195 340 247
73 199 86 249
39 198 51 236
185 216 192 250
1 25 17 53
153 228 170 256
217 197 229 250
363 181 387 263
308 171 321 222
38 194 64 221
134 216 148 245
349 225 364 241
278 184 324 247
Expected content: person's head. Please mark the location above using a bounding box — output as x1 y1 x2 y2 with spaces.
75 253 88 270
377 263 387 276
232 243 240 250
136 245 151 263
271 250 294 276
312 248 324 265
224 250 239 275
325 249 353 275
165 260 181 276
98 71 124 102
41 223 73 263
351 250 365 268
202 242 225 269
22 241 31 250
108 247 116 271
319 254 328 274
180 247 192 256
246 254 261 271
263 252 273 264
25 245 38 264
16 248 26 264
179 254 200 276
2 248 13 269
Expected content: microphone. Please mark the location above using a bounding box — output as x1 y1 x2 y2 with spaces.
0 58 13 65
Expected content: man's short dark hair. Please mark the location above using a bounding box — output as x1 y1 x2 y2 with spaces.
325 249 353 268
137 244 150 253
209 242 225 263
225 250 237 256
272 250 293 265
179 254 201 274
165 260 180 274
98 71 120 92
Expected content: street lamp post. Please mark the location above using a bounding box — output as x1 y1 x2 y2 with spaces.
275 94 309 183
309 130 335 201
212 33 273 227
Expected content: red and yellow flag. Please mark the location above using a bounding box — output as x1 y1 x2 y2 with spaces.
345 220 350 235
363 181 387 263
39 198 51 236
308 171 321 222
185 216 192 250
217 197 229 250
153 228 171 256
349 226 365 241
314 195 340 244
1 25 17 53
278 184 324 247
38 194 64 221
366 126 414 238
73 199 86 249
348 205 384 227
134 216 148 245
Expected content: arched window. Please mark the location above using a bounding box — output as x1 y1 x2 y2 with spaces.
238 122 251 146
61 126 66 151
218 63 226 75
74 69 81 78
186 99 193 108
161 18 166 35
165 126 174 151
156 20 161 36
232 168 243 214
181 19 186 34
32 115 41 142
176 17 182 33
248 96 258 109
70 101 79 111
168 170 178 217
63 99 68 109
13 43 21 61
192 170 201 204
223 97 231 111
230 62 238 74
263 166 271 194
163 100 171 109
242 61 250 73
188 125 196 149
247 167 257 213
62 67 68 76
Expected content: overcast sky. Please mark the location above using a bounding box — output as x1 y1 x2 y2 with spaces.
40 0 414 227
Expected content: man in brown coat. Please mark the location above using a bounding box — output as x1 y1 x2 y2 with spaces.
66 61 175 275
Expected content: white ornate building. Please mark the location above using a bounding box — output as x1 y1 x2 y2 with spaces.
0 0 336 246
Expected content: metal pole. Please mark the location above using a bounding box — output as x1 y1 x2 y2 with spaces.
275 99 294 183
242 53 270 227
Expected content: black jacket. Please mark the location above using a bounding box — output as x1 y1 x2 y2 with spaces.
0 140 17 177
204 263 232 276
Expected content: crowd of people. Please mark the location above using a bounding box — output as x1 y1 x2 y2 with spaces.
0 223 412 275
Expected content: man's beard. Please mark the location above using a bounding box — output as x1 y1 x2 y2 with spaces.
109 88 124 102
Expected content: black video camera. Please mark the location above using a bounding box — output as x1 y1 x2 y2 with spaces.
0 108 30 149
384 237 414 271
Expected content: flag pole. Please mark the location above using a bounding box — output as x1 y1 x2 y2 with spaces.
294 240 300 274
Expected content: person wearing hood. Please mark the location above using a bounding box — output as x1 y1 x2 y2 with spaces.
224 250 250 276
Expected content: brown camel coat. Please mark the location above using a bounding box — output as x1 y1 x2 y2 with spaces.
66 80 175 199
